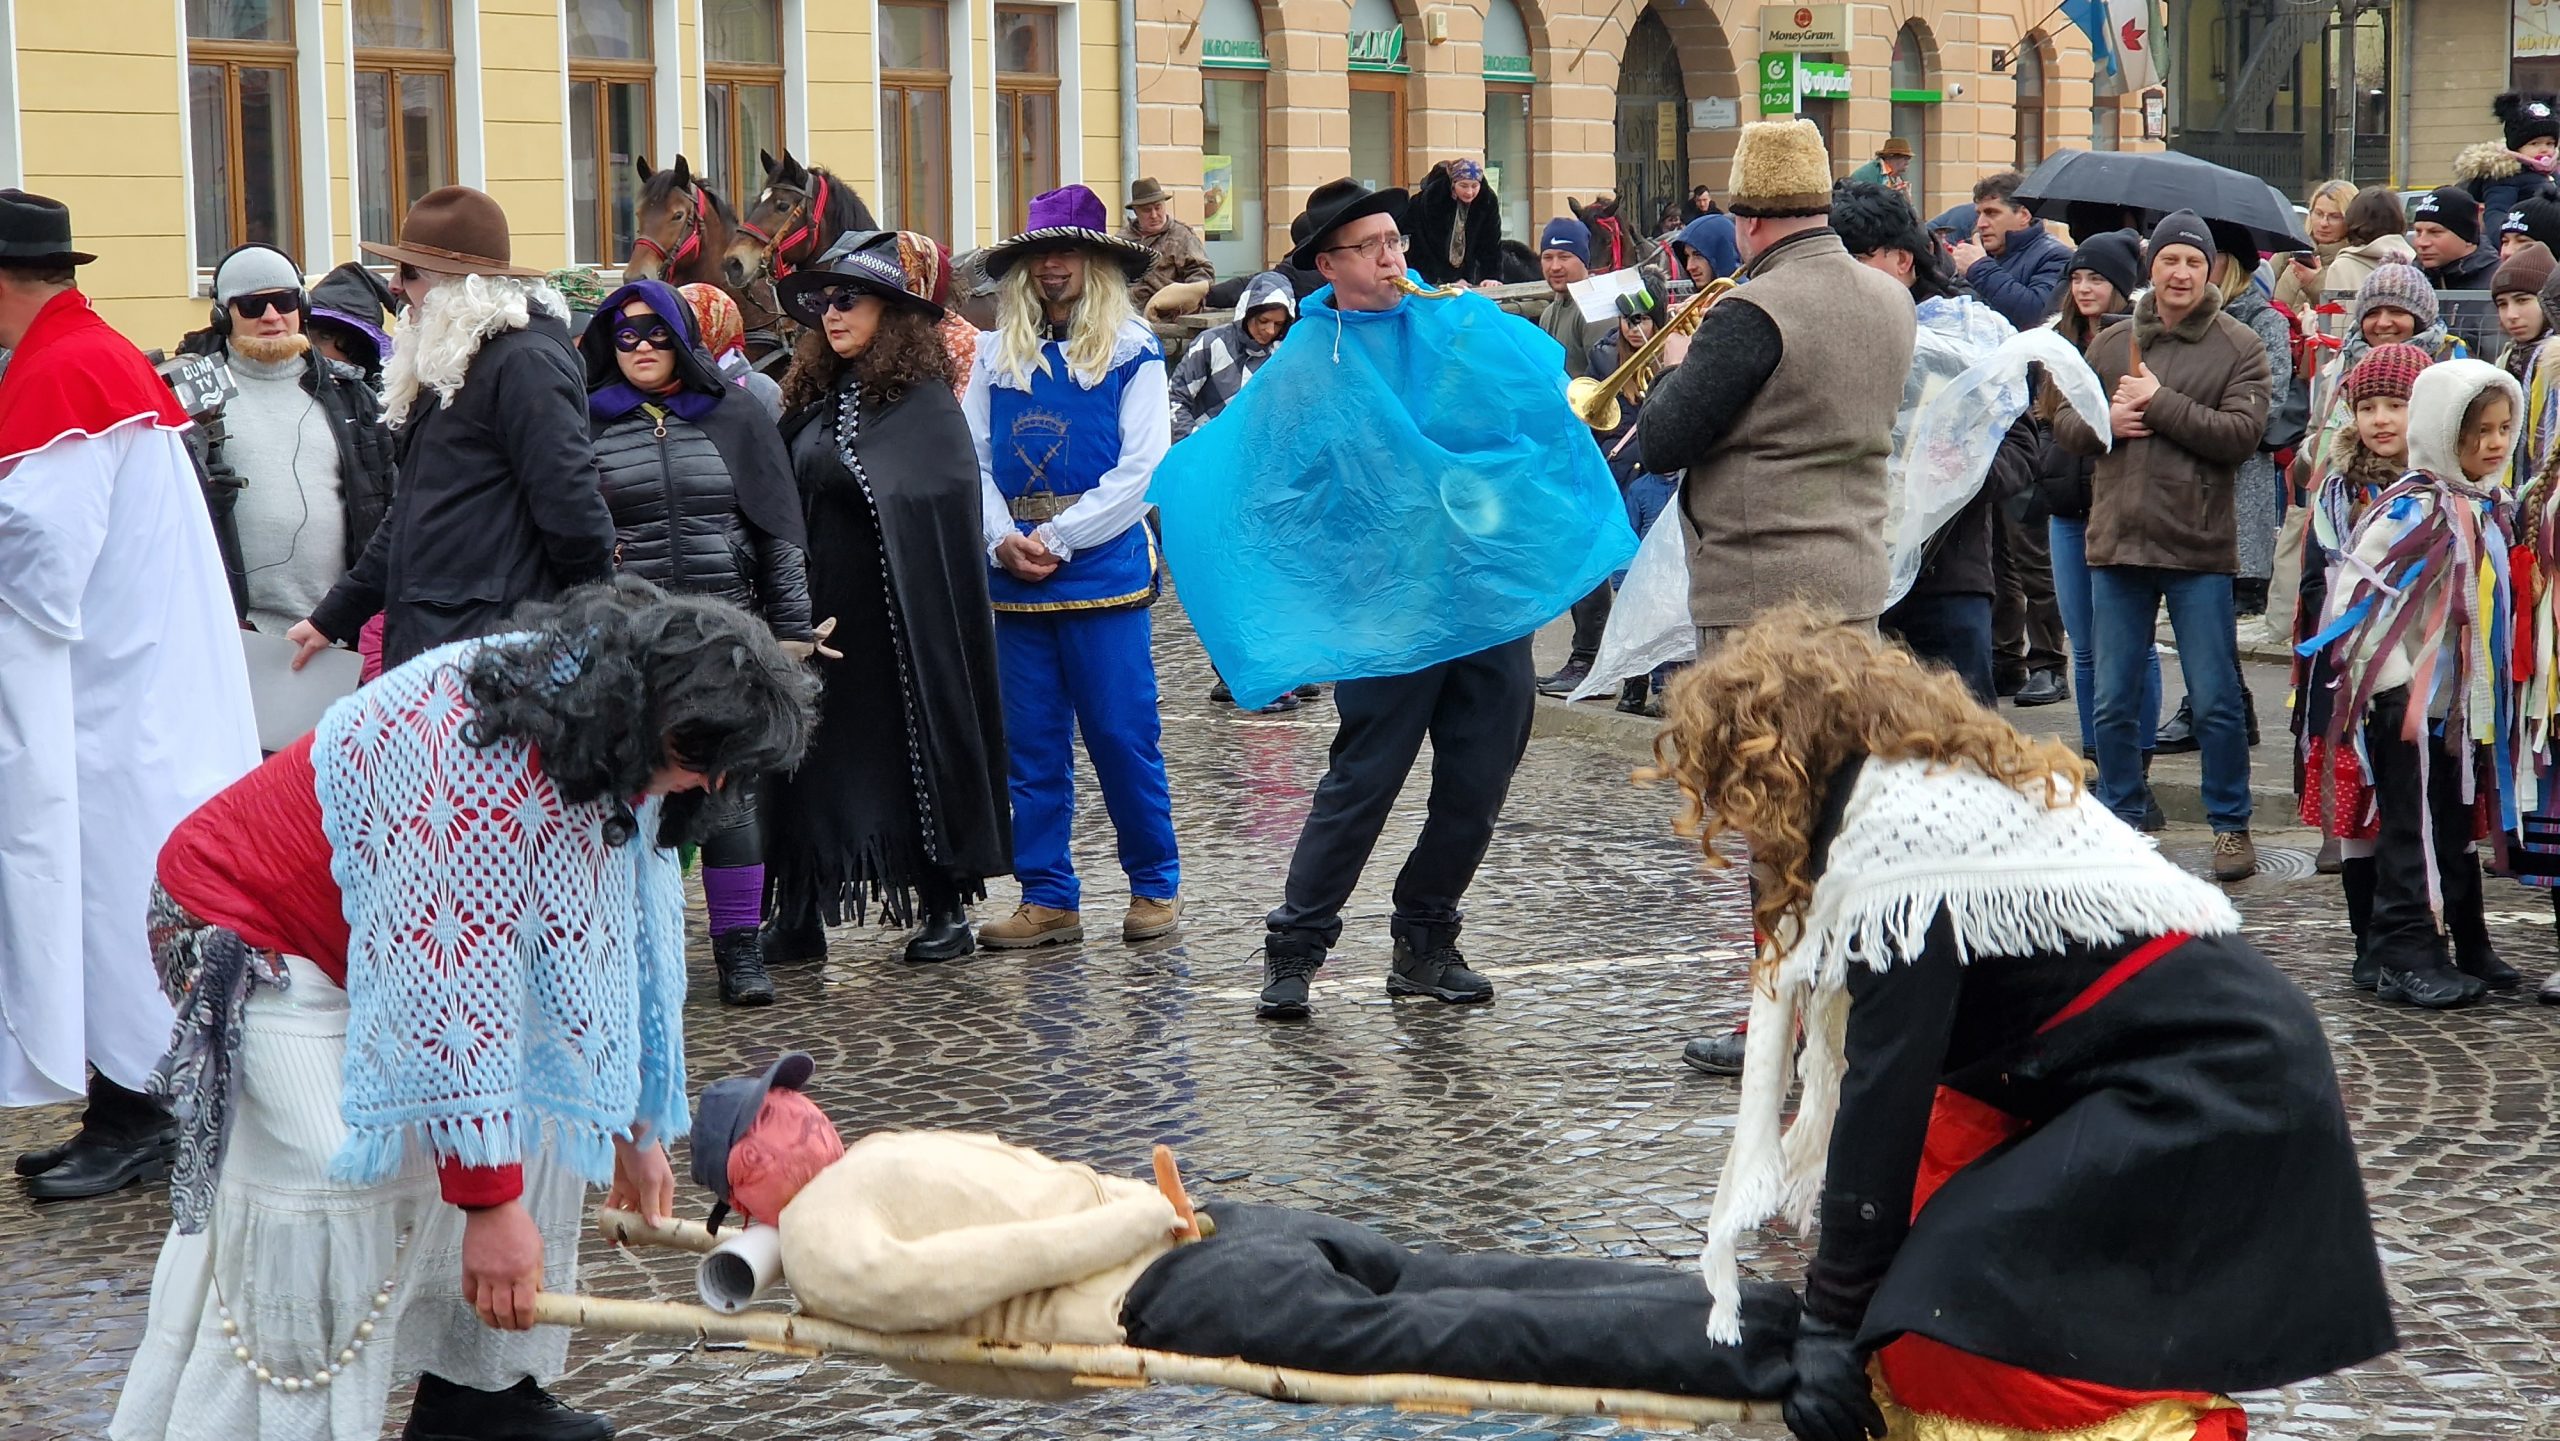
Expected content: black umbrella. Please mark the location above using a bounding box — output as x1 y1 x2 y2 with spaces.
2013 149 2313 254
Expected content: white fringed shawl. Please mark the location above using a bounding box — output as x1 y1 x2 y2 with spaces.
1697 757 2242 1343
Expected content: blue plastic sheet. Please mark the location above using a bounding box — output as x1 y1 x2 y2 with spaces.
1150 279 1636 709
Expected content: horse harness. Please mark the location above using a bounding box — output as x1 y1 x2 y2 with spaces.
629 180 709 271
735 170 838 372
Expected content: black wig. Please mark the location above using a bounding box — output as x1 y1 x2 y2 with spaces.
461 577 820 847
1830 180 1968 302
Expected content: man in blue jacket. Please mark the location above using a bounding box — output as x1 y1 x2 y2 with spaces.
1949 170 2069 329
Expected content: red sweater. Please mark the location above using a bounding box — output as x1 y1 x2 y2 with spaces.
157 734 523 1207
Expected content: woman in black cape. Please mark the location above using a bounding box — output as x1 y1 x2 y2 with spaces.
764 232 1011 963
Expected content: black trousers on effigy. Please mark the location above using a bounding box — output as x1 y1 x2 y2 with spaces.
1264 639 1535 950
1120 1202 1801 1399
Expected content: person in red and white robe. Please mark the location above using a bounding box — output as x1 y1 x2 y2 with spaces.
0 190 257 1199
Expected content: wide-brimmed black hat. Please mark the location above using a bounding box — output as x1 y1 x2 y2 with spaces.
1286 179 1408 271
775 230 944 325
690 1050 817 1231
0 190 96 266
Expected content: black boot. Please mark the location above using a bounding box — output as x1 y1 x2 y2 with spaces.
2340 856 2379 991
1257 933 1325 1021
403 1374 613 1441
713 927 775 1007
2137 751 2166 833
2241 680 2261 748
2447 852 2520 991
1616 677 1652 715
1387 924 1494 1005
24 1074 174 1201
902 903 976 964
2155 697 2197 754
1681 1028 1747 1076
2377 957 2481 1009
760 912 826 964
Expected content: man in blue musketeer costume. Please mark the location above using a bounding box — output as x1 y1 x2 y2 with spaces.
964 185 1183 951
1152 179 1636 1020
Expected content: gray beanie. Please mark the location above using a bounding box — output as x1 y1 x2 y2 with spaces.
2351 262 2439 335
213 244 305 305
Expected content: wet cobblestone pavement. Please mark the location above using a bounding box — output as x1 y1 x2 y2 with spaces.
10 613 2560 1440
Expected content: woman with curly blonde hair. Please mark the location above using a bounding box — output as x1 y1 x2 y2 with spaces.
1654 607 2393 1441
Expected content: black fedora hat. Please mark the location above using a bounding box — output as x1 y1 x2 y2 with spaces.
1286 179 1408 271
0 190 96 266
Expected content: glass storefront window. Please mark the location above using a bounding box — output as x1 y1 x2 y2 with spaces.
1202 76 1265 276
1350 86 1399 192
1485 87 1530 249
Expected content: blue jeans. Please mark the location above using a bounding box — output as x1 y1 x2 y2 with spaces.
2049 516 2159 756
2089 566 2252 831
1881 592 1996 704
996 607 1181 909
1613 472 1679 588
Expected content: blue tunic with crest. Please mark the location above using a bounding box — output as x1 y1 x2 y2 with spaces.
985 334 1160 613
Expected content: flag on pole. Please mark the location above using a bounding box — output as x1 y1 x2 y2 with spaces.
2062 0 2162 95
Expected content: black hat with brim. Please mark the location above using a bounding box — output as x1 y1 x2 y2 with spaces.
776 230 945 325
981 229 1155 283
689 1050 816 1231
1287 181 1410 272
0 190 95 266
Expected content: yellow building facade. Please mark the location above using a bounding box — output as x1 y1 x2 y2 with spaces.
14 0 1126 345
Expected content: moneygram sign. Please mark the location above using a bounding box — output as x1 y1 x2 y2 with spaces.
1760 3 1850 51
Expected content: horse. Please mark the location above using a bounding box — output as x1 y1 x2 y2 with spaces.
625 155 740 289
726 149 879 368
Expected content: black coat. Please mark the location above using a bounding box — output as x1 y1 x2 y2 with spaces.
310 311 617 669
1408 167 1504 287
1899 414 2035 600
2030 412 2095 521
764 377 1012 921
1801 761 2395 1394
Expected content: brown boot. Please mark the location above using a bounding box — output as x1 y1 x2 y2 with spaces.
1124 895 1183 942
978 903 1083 949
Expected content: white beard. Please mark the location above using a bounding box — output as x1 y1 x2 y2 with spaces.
382 275 570 426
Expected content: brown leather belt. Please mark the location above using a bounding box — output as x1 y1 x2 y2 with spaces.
1009 493 1078 522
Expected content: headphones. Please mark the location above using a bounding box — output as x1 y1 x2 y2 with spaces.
209 241 309 337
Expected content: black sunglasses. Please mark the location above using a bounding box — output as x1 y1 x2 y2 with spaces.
812 286 867 314
612 322 677 353
229 289 301 319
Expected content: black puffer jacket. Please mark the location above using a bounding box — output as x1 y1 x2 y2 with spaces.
593 405 810 634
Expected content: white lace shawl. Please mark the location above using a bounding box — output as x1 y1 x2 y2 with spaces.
1697 756 2242 1343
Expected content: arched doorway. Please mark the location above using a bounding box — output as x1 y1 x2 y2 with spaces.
1615 9 1685 238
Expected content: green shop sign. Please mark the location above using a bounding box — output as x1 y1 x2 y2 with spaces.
1349 24 1406 72
1202 35 1269 69
1757 51 1848 115
1484 52 1532 80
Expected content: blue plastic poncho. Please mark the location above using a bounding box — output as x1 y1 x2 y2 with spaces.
1150 279 1636 709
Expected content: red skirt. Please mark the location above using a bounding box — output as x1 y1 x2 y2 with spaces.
2296 735 2379 840
1873 1076 2248 1440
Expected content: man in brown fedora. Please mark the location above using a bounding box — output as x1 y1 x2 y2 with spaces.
0 189 257 1201
1848 136 1916 198
286 185 615 674
1119 176 1215 318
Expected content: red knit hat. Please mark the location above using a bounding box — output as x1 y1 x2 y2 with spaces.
2344 342 2431 405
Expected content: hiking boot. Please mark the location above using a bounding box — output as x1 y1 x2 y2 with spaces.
1257 935 1325 1021
1387 935 1494 1005
2155 698 2197 754
1253 692 1302 714
901 904 975 964
713 928 774 1007
1537 659 1592 697
2014 669 2067 707
1681 1030 1747 1077
403 1374 613 1441
1124 895 1184 942
2376 960 2481 1010
979 903 1083 949
2210 831 2257 882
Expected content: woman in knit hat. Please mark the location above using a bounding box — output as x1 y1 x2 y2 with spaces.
2295 340 2429 989
2458 93 2560 241
2310 263 2470 465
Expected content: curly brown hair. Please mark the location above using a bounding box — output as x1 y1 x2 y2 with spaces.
776 302 955 417
1646 605 2085 964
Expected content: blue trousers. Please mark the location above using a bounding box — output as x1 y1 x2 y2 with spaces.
1882 591 1996 705
2089 566 2251 831
995 607 1180 910
2049 516 2160 756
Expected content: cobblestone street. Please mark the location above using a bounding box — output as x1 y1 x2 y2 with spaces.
8 615 2560 1441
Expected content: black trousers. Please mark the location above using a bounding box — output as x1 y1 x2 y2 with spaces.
1265 639 1535 949
1566 584 1613 666
2363 687 2487 972
1122 1203 1801 1399
699 778 763 869
1882 591 1996 705
1993 510 2066 679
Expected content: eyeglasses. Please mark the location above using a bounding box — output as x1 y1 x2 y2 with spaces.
1322 232 1411 263
612 322 677 353
812 287 867 314
229 289 301 319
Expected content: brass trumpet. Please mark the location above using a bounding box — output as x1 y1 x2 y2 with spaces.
1568 277 1736 432
1391 274 1469 299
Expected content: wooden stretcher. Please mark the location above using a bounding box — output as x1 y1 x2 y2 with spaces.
537 1207 1784 1433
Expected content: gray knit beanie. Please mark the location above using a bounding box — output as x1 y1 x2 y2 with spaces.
213 244 305 305
2351 262 2438 335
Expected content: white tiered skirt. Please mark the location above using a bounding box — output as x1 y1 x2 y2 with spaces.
110 956 587 1441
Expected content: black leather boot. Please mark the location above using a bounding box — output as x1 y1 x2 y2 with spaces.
1387 924 1494 1005
902 904 976 964
402 1374 613 1441
713 927 775 1007
23 1074 175 1201
760 913 826 964
2340 856 2379 991
1257 933 1325 1021
2447 852 2520 991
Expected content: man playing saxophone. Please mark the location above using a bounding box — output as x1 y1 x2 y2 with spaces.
1149 178 1633 1021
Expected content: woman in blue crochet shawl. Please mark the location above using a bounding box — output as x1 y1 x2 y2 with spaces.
114 580 817 1441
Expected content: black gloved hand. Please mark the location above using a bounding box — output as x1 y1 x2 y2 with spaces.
1782 1311 1886 1441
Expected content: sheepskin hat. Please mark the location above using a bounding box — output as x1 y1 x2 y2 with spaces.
2498 91 2560 153
1727 119 1833 219
2343 342 2429 406
2352 263 2439 334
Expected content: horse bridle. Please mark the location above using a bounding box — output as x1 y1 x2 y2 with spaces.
735 170 834 280
628 181 708 270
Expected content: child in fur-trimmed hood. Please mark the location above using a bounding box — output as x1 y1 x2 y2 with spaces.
2458 93 2560 240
